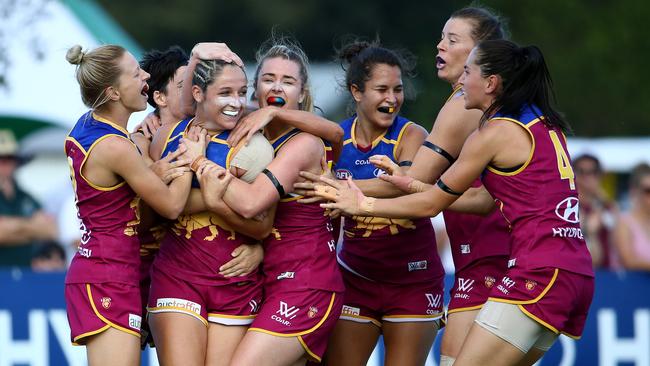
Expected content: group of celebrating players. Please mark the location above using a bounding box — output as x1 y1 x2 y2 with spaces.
62 5 594 366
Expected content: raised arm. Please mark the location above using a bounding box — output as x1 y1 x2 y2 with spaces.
227 107 344 159
181 42 244 117
408 97 483 183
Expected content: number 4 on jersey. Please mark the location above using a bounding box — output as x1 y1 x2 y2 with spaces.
549 130 575 190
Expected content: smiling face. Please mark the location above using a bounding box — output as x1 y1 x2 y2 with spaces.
194 64 248 131
113 52 151 112
255 57 304 111
352 63 403 129
436 17 476 85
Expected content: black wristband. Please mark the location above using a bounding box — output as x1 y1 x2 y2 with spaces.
422 141 456 165
262 168 286 198
398 160 413 167
437 179 463 196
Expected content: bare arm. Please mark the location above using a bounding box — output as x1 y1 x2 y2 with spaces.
91 136 194 219
204 133 324 219
316 121 528 219
185 188 275 240
408 97 483 183
0 211 57 245
447 186 496 215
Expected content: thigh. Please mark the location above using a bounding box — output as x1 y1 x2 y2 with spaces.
454 324 525 366
205 323 248 366
382 321 439 366
323 320 380 366
440 309 480 358
230 330 306 366
86 327 140 366
149 312 207 366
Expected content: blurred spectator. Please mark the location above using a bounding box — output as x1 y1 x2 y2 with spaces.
573 154 620 269
31 241 67 272
0 129 58 267
613 163 650 271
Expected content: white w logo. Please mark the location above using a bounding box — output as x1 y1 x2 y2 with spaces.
276 301 300 319
457 278 475 292
425 293 441 308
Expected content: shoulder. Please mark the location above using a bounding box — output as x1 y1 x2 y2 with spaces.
277 132 323 157
92 134 138 157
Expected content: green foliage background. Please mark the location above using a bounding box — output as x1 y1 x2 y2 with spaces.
97 0 649 136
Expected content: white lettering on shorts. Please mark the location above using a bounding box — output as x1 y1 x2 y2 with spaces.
156 298 202 314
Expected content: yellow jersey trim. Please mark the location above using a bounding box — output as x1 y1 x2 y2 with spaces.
447 304 484 315
248 293 337 337
351 118 389 150
298 335 321 362
391 121 413 159
92 113 130 135
78 135 132 191
445 85 463 104
72 324 111 344
340 314 382 327
486 117 540 176
147 306 208 326
86 284 140 338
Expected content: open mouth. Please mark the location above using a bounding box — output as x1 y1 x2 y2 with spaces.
222 110 239 117
377 106 395 114
436 56 446 69
267 96 286 107
141 84 149 97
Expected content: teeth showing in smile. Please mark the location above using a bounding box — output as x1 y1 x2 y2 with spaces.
222 110 239 117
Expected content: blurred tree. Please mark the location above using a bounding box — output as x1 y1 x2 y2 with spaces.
96 0 649 136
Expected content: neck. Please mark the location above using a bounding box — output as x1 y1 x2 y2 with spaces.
159 109 182 127
265 120 293 141
354 113 386 146
193 111 224 136
94 105 130 128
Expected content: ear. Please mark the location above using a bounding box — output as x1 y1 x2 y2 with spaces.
192 85 204 103
153 90 167 108
298 88 305 104
106 86 120 102
350 84 363 103
485 74 500 95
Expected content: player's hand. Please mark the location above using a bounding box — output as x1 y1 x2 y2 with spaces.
219 243 263 277
150 146 191 184
227 106 278 147
315 177 370 217
369 154 403 176
191 42 243 67
132 113 161 139
196 161 232 207
295 170 332 204
180 126 207 161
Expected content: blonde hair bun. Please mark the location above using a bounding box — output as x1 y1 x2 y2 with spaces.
66 45 85 65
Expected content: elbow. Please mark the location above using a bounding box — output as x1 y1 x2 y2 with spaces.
239 203 261 220
160 203 184 220
332 127 344 145
250 226 272 241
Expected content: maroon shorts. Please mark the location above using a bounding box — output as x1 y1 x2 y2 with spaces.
249 289 342 362
65 282 142 345
447 256 509 315
147 268 262 326
339 269 444 327
488 267 594 338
